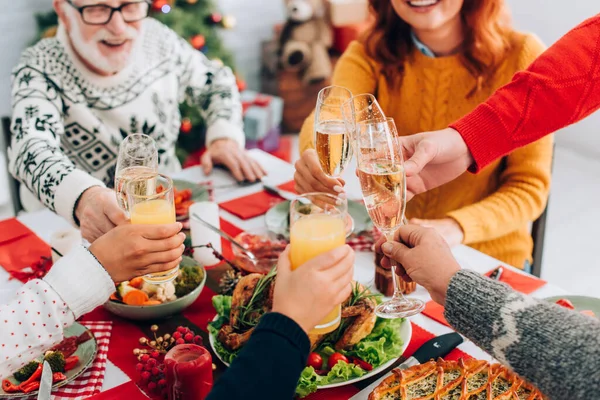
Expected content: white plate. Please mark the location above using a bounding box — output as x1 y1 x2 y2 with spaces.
209 317 412 390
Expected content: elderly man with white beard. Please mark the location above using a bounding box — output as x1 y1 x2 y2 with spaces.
8 0 265 242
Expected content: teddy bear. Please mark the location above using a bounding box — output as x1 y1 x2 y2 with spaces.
279 0 333 84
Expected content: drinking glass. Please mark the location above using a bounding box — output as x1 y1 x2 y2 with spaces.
289 193 347 334
350 113 425 318
115 134 159 212
314 86 353 177
126 173 179 284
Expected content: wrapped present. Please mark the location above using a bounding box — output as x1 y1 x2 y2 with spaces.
332 21 371 54
246 126 281 153
241 90 283 141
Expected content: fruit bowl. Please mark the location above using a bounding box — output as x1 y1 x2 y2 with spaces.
232 228 288 274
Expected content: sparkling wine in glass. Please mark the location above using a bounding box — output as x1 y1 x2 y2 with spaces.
314 86 354 177
114 134 159 211
350 109 425 318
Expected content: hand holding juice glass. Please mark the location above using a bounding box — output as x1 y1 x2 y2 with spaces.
126 173 180 284
289 193 348 335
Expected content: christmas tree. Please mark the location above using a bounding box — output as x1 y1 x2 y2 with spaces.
34 0 244 163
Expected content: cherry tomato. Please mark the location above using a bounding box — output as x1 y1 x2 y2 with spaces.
328 353 349 370
307 352 323 370
555 298 575 310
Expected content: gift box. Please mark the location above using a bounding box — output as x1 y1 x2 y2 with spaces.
332 21 371 54
241 90 284 142
245 126 281 153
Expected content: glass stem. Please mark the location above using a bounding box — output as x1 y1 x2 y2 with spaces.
384 231 408 302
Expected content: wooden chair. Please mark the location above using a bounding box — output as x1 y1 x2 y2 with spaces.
530 144 556 278
1 116 22 216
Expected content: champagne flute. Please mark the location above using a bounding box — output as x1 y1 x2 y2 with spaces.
347 105 425 318
289 192 348 334
126 173 179 284
314 85 354 177
115 134 159 211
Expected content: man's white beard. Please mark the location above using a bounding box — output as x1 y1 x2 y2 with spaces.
65 10 140 75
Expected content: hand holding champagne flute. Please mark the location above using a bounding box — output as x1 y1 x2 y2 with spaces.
344 95 424 318
126 173 180 284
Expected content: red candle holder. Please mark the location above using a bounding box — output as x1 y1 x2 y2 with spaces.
164 344 213 400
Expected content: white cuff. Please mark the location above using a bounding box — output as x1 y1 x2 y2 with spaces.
206 119 246 149
54 169 106 226
43 245 114 318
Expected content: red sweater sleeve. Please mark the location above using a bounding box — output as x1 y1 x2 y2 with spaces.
450 14 600 171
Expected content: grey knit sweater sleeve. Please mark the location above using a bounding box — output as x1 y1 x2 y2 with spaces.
444 270 600 400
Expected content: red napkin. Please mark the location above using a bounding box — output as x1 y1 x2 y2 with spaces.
423 266 547 328
219 181 296 220
0 218 51 275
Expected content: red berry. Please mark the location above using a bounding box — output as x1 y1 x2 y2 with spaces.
176 338 185 345
177 326 187 334
144 364 153 371
141 371 151 381
147 358 157 367
152 367 160 376
184 333 194 342
194 335 202 345
158 379 167 387
148 381 157 390
136 363 144 371
150 350 160 359
141 354 150 362
172 332 182 340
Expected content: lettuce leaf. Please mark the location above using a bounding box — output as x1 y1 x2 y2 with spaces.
345 317 404 366
295 362 366 398
207 295 239 364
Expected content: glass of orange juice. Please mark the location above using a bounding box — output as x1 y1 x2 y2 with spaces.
289 192 347 335
126 173 179 284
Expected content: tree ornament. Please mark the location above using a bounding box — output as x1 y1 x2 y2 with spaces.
190 34 206 50
221 15 237 29
180 118 193 134
186 0 198 3
207 13 223 25
151 0 167 12
212 58 224 67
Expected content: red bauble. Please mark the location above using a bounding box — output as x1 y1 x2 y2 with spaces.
208 13 223 24
180 118 193 134
190 34 206 50
151 0 168 11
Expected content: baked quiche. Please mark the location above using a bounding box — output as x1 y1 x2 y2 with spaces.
369 358 546 400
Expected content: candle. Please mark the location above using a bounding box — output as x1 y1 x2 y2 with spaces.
189 202 222 266
164 344 213 400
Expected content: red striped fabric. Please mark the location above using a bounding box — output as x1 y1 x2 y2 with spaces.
51 321 112 399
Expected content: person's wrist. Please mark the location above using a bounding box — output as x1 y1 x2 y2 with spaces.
448 127 474 166
74 186 103 223
428 264 461 305
445 218 465 244
208 138 236 149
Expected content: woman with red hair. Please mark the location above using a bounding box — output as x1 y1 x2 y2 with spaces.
296 0 554 270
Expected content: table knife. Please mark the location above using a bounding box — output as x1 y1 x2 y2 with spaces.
350 332 464 399
263 183 297 202
37 360 52 400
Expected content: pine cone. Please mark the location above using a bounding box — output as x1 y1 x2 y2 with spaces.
219 270 242 295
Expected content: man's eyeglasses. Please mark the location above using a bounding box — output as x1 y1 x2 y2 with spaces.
66 0 151 25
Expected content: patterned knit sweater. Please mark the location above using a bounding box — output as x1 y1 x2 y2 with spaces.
446 270 600 399
8 19 244 225
299 32 554 268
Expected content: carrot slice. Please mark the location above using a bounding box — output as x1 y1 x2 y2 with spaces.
129 277 144 289
142 300 162 306
122 289 149 306
110 293 120 301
